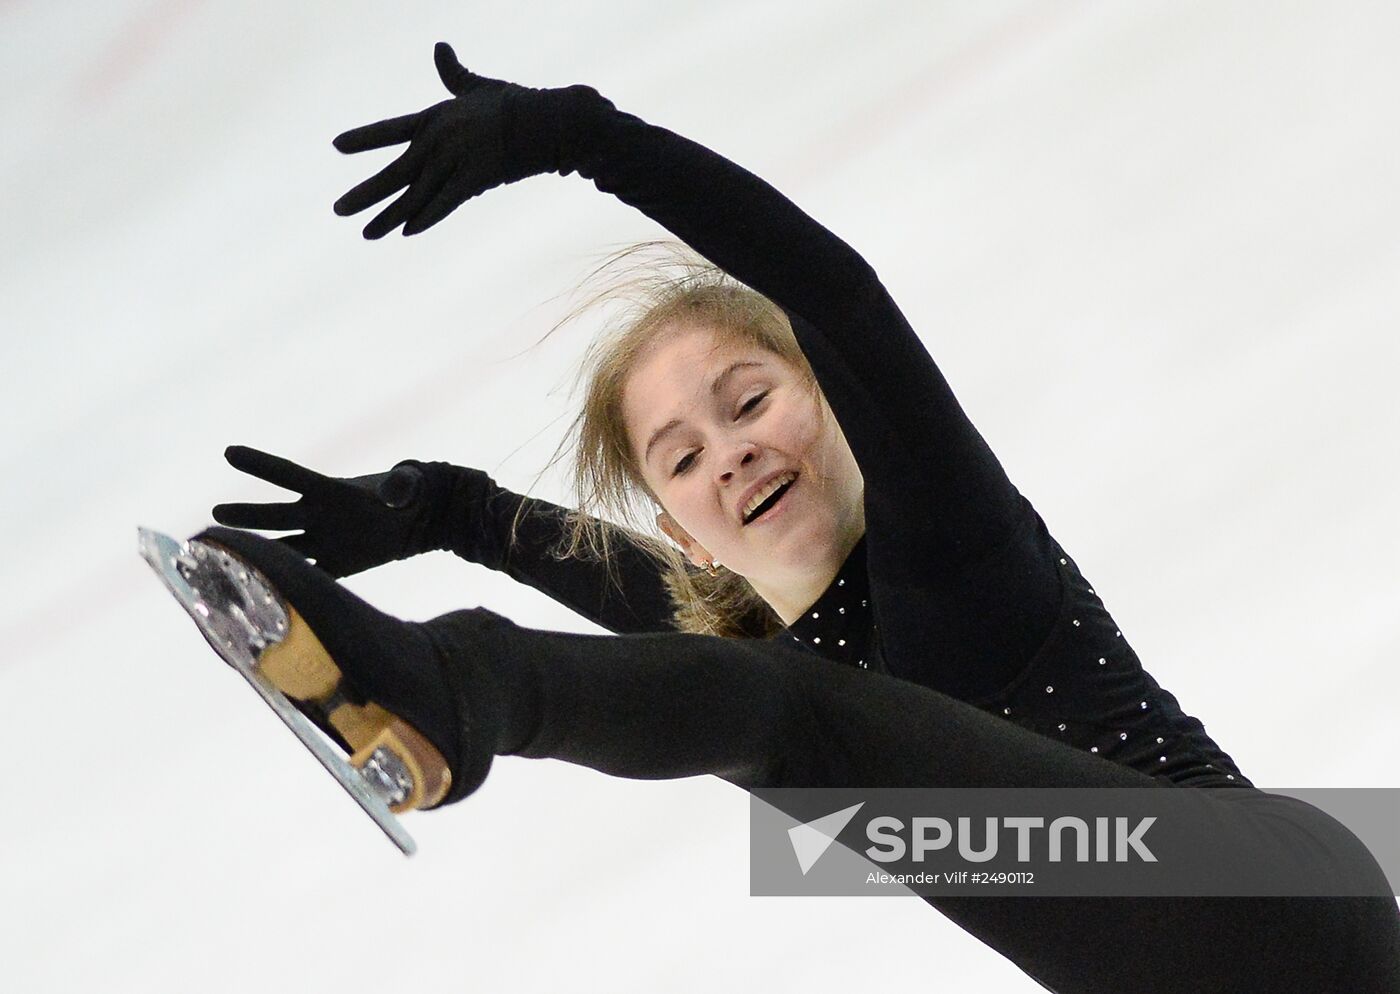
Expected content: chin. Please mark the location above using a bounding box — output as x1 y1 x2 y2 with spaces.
765 510 837 561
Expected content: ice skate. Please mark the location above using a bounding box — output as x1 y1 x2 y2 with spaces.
139 526 459 855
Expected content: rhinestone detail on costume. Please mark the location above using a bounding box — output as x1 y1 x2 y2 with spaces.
775 535 1252 788
783 534 878 673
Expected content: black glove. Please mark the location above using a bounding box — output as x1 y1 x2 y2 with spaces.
332 41 582 239
211 445 446 579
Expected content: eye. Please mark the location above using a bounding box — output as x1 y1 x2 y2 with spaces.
672 451 697 476
738 391 769 418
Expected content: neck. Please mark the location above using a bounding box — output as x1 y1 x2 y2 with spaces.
752 522 867 627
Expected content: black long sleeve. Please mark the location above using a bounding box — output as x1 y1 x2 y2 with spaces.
542 87 1060 697
555 88 1026 560
426 465 678 634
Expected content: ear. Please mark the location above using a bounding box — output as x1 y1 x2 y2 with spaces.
656 510 713 566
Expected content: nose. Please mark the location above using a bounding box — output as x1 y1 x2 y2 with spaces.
716 439 760 486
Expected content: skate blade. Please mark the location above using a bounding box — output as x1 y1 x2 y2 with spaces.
138 527 421 855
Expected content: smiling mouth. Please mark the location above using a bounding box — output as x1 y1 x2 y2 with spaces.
742 473 798 525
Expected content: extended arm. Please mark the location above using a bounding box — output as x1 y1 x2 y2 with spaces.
212 446 678 634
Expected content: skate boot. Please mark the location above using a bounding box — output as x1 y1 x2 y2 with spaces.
139 524 504 854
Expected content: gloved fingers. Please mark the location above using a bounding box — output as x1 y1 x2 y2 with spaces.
224 445 331 495
334 141 430 221
400 161 474 236
211 500 310 531
333 111 421 155
363 151 458 239
433 42 474 96
433 42 509 96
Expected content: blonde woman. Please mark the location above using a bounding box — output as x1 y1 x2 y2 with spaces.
199 43 1399 993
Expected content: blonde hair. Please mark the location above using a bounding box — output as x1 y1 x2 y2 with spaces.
524 241 832 637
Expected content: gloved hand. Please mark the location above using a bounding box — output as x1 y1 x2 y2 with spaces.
211 445 440 579
332 41 583 239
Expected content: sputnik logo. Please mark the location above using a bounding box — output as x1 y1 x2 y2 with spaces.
787 802 865 875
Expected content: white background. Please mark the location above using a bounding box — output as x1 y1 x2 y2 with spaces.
2 2 1397 991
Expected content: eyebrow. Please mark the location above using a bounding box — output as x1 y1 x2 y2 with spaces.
643 360 765 466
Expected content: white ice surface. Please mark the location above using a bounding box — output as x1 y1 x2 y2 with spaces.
1 2 1397 992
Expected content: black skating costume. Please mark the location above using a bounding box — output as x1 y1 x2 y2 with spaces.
210 58 1400 993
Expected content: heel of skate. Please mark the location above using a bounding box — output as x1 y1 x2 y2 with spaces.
138 527 451 854
256 605 453 813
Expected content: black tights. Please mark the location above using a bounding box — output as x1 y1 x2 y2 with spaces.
463 619 1400 993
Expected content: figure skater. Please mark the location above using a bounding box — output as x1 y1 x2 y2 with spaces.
199 43 1399 992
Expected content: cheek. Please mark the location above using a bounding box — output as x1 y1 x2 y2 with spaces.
662 476 711 526
774 397 824 456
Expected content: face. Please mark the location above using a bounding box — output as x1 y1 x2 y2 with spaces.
622 323 866 598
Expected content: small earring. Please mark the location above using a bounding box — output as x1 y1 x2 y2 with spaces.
702 559 721 577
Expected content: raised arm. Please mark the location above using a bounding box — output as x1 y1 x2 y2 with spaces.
332 44 1027 567
557 87 1027 563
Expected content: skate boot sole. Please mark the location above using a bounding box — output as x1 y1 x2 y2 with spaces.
138 527 451 854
